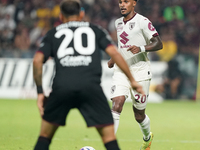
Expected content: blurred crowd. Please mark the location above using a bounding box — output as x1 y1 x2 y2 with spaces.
0 0 199 99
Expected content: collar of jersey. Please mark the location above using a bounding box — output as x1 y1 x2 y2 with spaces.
123 12 137 24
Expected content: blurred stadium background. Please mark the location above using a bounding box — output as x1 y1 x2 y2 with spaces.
0 0 199 101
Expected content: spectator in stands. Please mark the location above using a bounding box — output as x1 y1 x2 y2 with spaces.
0 13 16 31
34 27 48 49
0 1 16 57
36 2 51 29
29 19 42 50
51 0 60 19
14 1 36 28
163 0 184 22
14 27 32 58
158 59 183 99
0 0 15 18
156 26 178 62
51 0 61 27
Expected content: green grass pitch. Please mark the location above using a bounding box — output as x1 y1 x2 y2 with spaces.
0 99 200 150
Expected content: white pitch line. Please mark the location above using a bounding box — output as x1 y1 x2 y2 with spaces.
83 138 100 141
180 140 200 143
82 138 200 143
52 138 200 144
7 137 200 144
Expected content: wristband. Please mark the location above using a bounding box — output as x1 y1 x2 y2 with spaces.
37 86 43 94
140 46 145 52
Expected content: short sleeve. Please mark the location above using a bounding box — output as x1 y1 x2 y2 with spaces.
140 18 158 40
97 26 115 51
38 31 53 63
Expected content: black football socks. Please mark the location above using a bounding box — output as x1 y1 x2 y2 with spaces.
105 140 120 150
34 136 51 150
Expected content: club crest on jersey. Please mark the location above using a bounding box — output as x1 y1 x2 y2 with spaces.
117 22 123 32
129 22 135 30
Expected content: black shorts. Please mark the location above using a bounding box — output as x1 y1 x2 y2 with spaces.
43 83 114 127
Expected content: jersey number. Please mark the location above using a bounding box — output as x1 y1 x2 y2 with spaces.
55 27 95 59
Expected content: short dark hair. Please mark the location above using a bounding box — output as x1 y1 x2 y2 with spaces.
60 0 81 17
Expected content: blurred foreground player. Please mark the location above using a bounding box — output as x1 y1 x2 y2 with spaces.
108 0 163 150
33 0 144 150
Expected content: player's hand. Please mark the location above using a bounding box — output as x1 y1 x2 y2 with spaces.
37 94 46 117
127 45 140 54
108 59 115 68
131 80 145 96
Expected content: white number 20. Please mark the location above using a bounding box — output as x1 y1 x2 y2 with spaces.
55 27 95 59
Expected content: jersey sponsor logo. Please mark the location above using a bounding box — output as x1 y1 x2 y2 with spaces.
117 22 123 32
148 22 155 31
120 45 131 49
60 56 92 67
120 31 129 45
129 22 135 30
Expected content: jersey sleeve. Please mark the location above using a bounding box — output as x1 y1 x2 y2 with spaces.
97 26 115 51
140 17 158 40
38 31 53 63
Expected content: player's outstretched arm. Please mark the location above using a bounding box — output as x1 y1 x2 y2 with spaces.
33 52 46 116
106 45 145 95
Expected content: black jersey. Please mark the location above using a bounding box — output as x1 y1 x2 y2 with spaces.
38 21 114 89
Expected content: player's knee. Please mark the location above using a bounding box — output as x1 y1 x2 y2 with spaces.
96 125 116 143
39 130 56 139
135 117 143 123
135 116 144 123
39 133 51 139
112 103 123 113
134 113 145 123
112 97 125 113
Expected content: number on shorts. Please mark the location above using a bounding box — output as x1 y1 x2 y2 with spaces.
135 94 146 103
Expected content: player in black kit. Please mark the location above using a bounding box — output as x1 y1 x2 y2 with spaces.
33 0 144 150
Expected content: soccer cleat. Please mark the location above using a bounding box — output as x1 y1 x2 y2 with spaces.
140 132 154 150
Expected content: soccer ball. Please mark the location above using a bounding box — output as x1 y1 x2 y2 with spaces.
80 146 95 150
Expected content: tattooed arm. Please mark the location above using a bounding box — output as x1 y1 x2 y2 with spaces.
33 52 44 87
33 52 45 116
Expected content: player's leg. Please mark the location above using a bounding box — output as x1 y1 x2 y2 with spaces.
96 125 120 150
34 119 58 150
34 89 73 150
110 72 130 133
79 83 121 149
111 96 126 133
133 107 153 150
131 79 153 149
133 107 151 141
